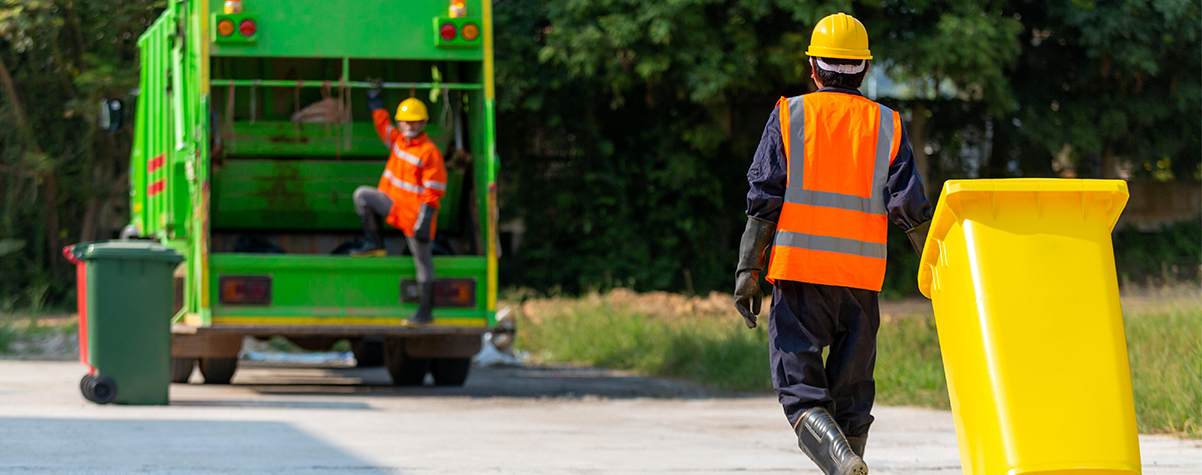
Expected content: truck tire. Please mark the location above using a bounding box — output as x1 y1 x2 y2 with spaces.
384 340 428 386
199 357 238 385
430 358 471 386
352 338 385 367
171 357 197 383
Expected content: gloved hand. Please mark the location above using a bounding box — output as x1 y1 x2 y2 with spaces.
734 215 777 329
906 220 931 257
366 79 385 111
734 271 763 329
414 203 435 242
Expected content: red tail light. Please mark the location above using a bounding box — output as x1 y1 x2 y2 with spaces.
401 278 476 308
439 23 457 40
219 275 272 305
239 19 257 37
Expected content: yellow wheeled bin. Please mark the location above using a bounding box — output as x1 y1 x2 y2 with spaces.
917 179 1140 475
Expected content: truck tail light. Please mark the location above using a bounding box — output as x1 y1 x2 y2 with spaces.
461 23 479 41
238 19 257 37
219 275 272 305
217 19 235 37
401 278 476 308
439 23 457 40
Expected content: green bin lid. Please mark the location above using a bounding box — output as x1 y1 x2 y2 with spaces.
74 241 185 263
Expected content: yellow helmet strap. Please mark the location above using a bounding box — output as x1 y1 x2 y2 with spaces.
815 58 866 74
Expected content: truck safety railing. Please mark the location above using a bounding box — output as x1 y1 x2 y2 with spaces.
208 79 483 90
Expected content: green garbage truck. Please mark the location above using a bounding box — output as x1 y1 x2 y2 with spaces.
125 0 501 386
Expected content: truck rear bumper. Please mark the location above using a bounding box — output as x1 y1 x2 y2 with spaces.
172 323 489 337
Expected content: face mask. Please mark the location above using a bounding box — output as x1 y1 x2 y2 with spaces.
403 130 422 139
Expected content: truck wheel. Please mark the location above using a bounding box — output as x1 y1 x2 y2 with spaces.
171 358 196 383
352 338 385 367
199 357 238 385
384 340 428 386
430 358 471 386
82 374 117 404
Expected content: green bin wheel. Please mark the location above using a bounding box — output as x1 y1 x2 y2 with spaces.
80 374 93 395
170 358 197 383
384 341 428 386
199 357 238 385
430 358 471 386
82 374 117 404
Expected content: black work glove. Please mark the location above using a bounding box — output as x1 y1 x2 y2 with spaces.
906 220 931 257
414 203 435 242
366 79 385 111
734 215 777 329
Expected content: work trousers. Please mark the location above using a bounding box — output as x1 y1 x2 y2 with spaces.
352 186 434 284
768 280 880 437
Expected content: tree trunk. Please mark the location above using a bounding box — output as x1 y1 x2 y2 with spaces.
0 54 61 275
983 117 1012 178
1101 146 1119 179
908 102 934 201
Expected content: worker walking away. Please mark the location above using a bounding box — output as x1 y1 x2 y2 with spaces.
733 13 933 475
350 83 448 325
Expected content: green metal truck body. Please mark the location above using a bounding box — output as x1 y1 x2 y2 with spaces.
128 0 500 384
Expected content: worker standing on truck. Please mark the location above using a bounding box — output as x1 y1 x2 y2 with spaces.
733 13 933 475
350 84 448 325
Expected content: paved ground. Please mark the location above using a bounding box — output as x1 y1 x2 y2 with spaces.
0 360 1198 474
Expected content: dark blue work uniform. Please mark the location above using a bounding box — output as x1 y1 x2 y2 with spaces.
746 87 934 437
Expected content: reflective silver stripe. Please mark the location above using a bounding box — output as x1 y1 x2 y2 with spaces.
774 230 887 260
868 104 895 210
781 95 896 216
423 180 447 191
392 144 424 166
785 96 805 188
385 125 398 138
382 169 424 194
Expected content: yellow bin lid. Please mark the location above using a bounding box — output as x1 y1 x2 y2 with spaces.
917 178 1129 298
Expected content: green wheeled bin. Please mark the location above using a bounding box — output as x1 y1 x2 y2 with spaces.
64 241 184 405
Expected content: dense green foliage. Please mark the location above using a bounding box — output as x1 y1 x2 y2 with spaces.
494 0 1201 295
516 292 1201 436
1113 220 1202 285
0 1 161 309
0 1 1198 306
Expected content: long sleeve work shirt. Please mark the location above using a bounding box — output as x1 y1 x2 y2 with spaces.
746 87 933 230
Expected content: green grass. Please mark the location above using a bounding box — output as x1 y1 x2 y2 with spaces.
519 301 769 392
514 291 1201 437
874 315 950 409
0 317 78 355
1125 308 1202 436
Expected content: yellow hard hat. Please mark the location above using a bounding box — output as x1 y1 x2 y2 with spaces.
806 13 872 60
395 98 429 121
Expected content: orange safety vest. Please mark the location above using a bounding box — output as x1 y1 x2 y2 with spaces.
765 92 902 291
372 109 448 239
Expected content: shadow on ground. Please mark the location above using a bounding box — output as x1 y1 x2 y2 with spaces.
0 417 391 474
205 364 725 400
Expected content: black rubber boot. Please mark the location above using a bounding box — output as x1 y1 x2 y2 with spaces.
795 407 868 475
408 282 435 325
350 214 386 257
846 435 867 458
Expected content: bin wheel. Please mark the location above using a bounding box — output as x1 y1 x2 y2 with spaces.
384 340 428 386
81 374 117 404
171 358 197 384
430 358 471 386
199 357 238 385
352 338 385 368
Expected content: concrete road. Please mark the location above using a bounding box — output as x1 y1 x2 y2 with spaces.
0 360 1197 474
